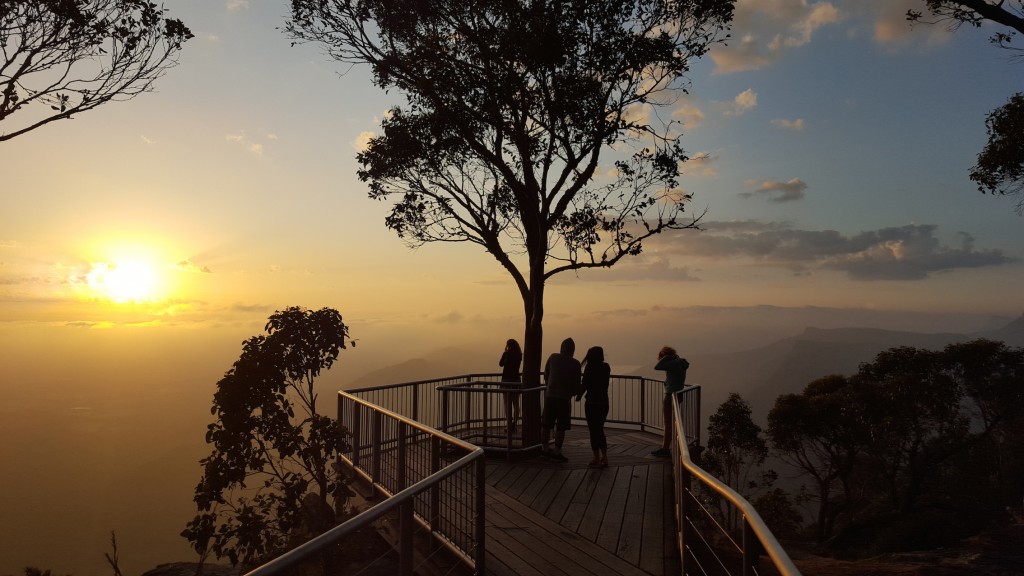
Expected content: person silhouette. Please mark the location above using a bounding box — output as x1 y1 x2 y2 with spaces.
651 346 689 457
499 339 522 432
578 346 610 468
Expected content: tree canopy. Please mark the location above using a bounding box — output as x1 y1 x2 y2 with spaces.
907 1 1024 214
0 0 192 141
182 307 354 568
970 92 1024 213
287 0 735 382
768 339 1024 552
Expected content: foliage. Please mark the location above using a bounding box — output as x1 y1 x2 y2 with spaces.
907 1 1024 214
0 0 192 141
703 393 776 529
970 92 1024 213
907 1 1024 53
768 339 1024 555
286 0 734 384
182 307 355 568
768 375 869 542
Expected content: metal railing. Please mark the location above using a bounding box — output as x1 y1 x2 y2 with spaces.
670 390 802 576
242 390 487 576
244 373 798 576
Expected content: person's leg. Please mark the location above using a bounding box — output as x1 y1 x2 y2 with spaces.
652 395 672 456
597 403 608 466
585 402 600 465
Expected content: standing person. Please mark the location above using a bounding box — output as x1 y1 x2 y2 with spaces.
541 337 581 462
499 339 522 432
578 346 611 468
651 346 689 457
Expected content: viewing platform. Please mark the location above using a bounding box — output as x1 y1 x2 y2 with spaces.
244 375 800 576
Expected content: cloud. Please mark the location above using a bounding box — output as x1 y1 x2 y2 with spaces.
740 178 808 202
661 221 1016 280
720 89 758 116
844 0 953 46
173 259 212 273
0 240 18 248
226 0 250 12
682 152 718 177
226 133 264 156
577 257 702 283
438 310 464 324
672 100 705 130
710 0 842 74
352 131 376 152
771 118 805 130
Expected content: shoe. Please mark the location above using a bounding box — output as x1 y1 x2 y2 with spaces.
588 459 601 468
650 448 670 457
549 452 568 463
600 458 608 468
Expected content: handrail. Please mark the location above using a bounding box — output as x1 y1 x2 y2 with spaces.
671 390 802 576
242 390 487 576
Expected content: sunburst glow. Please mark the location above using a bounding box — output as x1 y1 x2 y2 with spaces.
86 259 158 302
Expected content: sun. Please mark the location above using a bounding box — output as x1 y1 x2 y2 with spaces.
87 258 159 303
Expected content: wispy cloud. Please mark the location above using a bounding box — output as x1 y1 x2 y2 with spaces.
771 118 805 131
226 0 250 12
173 259 212 273
662 221 1016 280
740 178 808 202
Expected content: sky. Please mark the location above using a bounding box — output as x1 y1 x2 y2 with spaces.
1 0 1022 574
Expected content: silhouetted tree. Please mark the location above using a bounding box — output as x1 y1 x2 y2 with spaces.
970 92 1024 213
768 375 869 542
704 393 776 529
286 0 734 385
907 1 1024 213
182 307 354 568
0 0 192 141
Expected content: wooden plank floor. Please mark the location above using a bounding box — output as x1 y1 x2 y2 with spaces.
482 428 680 576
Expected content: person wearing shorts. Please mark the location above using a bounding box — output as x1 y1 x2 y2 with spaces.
540 337 581 462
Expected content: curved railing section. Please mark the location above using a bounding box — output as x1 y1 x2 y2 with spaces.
244 374 799 576
243 391 487 576
670 389 802 576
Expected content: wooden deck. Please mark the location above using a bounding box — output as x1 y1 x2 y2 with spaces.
480 428 680 576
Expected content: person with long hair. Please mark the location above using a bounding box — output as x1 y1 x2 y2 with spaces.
651 346 689 457
578 346 611 468
499 339 522 432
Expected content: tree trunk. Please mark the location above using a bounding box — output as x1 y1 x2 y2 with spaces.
519 262 545 447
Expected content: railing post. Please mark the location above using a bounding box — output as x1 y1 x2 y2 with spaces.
352 400 362 469
399 501 414 576
397 421 407 491
475 455 487 576
430 436 441 531
412 384 419 424
640 378 647 433
679 449 694 574
743 519 761 576
372 410 382 486
441 387 450 435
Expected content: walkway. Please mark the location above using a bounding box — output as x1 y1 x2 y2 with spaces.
481 428 680 576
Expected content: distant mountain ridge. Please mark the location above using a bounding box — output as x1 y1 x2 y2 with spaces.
346 316 1024 423
684 315 1024 423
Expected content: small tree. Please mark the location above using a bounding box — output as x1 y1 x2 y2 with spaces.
1 0 193 141
182 307 354 568
703 393 776 529
287 0 734 385
768 375 869 542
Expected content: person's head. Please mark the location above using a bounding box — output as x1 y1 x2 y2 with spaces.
658 346 676 360
583 346 604 367
560 337 575 357
505 339 521 354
